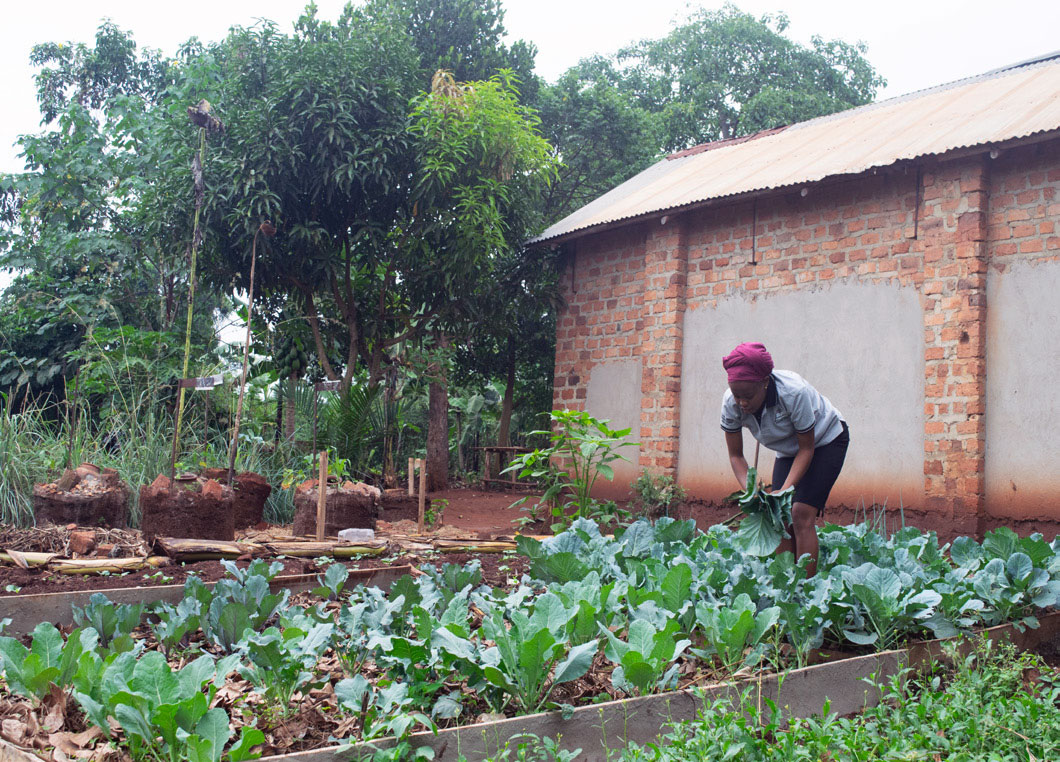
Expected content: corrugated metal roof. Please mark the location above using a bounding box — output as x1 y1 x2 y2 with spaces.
531 52 1060 245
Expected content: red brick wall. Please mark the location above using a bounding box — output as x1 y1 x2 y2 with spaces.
553 226 647 409
552 137 1060 538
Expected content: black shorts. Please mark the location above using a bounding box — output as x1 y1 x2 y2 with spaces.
772 421 849 515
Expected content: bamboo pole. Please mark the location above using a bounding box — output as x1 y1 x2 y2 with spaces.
170 125 208 479
417 458 426 533
408 457 414 497
316 450 328 542
228 221 274 483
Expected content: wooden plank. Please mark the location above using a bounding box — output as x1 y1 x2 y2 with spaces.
0 564 412 638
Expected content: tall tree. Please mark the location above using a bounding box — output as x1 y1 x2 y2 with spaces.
0 25 218 402
609 4 884 151
405 70 558 489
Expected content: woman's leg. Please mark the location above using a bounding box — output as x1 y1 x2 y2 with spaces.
791 502 819 576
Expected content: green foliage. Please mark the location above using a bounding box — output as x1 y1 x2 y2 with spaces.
0 624 92 702
72 650 254 762
728 467 794 556
617 638 1060 761
312 562 351 601
601 618 690 695
692 594 779 674
630 470 687 518
609 4 885 151
71 594 144 651
505 410 637 532
482 604 599 713
238 623 334 716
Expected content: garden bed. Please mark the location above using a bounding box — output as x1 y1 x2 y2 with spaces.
309 611 1060 761
0 517 1058 761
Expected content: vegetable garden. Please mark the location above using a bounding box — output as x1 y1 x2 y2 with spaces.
2 516 1059 760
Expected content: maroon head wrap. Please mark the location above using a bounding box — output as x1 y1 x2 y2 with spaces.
722 342 774 383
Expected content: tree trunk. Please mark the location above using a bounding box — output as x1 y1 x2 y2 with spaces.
382 366 398 489
497 335 516 448
426 338 450 492
455 412 465 473
274 380 283 447
284 374 297 442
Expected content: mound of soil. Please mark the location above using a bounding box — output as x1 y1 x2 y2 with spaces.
139 474 235 541
292 479 379 536
33 463 130 528
201 469 272 529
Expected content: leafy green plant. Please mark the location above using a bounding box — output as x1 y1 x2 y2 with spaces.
71 593 143 651
238 623 334 717
481 602 599 713
335 676 437 761
601 618 690 695
692 593 780 674
151 596 203 656
504 410 637 532
481 734 581 762
0 623 93 702
728 467 794 556
425 497 447 528
313 562 351 601
72 650 261 762
281 448 349 490
837 564 942 649
201 560 289 652
630 471 687 518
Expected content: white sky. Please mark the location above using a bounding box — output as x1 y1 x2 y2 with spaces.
2 0 1059 173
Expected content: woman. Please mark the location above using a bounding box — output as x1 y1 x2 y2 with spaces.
720 342 849 575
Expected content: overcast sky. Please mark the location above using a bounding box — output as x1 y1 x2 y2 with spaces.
2 0 1059 174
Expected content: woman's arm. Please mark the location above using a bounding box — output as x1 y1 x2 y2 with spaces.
725 430 749 487
778 429 816 491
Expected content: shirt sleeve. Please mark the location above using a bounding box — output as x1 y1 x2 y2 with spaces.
787 385 817 434
720 392 743 432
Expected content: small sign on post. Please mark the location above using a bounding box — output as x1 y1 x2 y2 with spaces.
178 374 224 391
316 450 328 542
171 374 225 478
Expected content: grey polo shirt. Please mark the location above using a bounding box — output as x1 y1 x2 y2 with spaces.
720 370 845 457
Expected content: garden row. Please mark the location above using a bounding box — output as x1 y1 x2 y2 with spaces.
1 517 1059 761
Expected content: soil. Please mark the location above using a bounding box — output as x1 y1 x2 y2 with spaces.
0 487 539 597
201 469 273 529
292 480 378 536
139 475 236 541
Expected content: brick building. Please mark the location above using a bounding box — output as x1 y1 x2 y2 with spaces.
531 54 1060 540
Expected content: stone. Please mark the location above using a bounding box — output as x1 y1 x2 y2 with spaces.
338 528 375 543
69 530 97 556
201 479 224 500
148 474 172 495
55 469 80 492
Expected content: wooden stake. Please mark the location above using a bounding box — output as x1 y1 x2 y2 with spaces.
417 458 426 533
408 457 415 497
316 450 328 542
